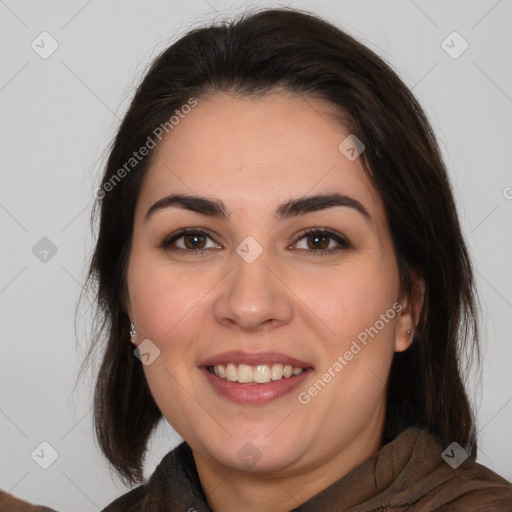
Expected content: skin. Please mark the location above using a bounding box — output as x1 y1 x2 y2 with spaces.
126 90 422 512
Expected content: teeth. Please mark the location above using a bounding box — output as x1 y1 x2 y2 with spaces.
226 363 237 382
211 363 304 383
270 363 283 380
216 364 226 378
238 364 253 383
254 364 270 383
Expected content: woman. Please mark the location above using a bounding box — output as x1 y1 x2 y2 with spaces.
81 7 512 511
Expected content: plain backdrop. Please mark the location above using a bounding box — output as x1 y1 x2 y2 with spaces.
1 0 511 510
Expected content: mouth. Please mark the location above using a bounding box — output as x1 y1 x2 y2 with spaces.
199 351 313 403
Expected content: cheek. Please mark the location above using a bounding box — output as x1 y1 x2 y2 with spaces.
300 255 400 342
127 252 212 435
296 251 401 405
127 248 209 342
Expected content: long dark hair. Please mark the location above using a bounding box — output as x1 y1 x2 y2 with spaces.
78 7 480 486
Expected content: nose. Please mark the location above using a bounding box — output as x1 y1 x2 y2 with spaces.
213 246 294 332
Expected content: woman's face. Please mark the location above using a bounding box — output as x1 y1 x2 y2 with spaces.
126 91 414 477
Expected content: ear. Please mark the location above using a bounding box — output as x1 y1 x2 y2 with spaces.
394 269 425 353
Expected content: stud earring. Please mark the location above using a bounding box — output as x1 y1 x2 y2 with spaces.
407 329 414 344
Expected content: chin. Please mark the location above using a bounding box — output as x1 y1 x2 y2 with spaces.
200 435 306 475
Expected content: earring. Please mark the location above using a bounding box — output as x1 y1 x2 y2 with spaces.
407 329 413 344
130 323 137 338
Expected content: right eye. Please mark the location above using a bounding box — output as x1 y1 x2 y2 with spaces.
159 229 222 253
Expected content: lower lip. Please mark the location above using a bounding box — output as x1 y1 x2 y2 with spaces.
201 367 313 404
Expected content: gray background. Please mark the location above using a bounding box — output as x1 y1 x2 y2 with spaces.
1 0 511 510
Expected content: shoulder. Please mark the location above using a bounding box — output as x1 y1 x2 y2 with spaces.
101 486 146 512
0 490 57 511
436 459 512 510
376 428 512 511
415 447 512 510
100 442 192 511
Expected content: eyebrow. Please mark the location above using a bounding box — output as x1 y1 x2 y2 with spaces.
145 192 371 222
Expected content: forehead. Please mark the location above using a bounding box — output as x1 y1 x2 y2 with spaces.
137 91 384 223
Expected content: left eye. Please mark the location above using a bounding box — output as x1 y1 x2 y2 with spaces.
292 229 351 253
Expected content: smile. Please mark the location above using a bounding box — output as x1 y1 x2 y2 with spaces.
200 351 313 403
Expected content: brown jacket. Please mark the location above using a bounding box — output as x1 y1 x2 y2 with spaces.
102 427 512 511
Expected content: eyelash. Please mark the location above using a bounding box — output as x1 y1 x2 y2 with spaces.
158 227 352 257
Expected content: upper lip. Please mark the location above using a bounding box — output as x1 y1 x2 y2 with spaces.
199 351 312 369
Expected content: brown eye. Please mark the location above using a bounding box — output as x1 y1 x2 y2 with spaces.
159 229 220 253
293 228 352 256
305 233 330 250
183 233 207 249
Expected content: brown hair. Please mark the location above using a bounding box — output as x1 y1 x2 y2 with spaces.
78 7 480 485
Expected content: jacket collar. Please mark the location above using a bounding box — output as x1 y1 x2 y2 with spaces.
138 427 444 511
